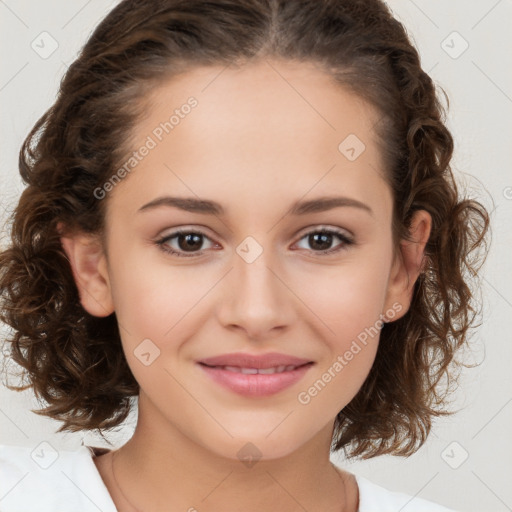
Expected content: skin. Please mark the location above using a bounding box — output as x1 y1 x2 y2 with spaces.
60 58 431 512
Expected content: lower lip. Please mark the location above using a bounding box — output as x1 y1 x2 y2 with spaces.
197 363 314 397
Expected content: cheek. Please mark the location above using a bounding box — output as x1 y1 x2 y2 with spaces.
107 257 207 398
282 253 392 416
107 234 211 336
298 252 392 340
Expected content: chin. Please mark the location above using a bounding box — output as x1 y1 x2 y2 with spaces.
202 431 309 465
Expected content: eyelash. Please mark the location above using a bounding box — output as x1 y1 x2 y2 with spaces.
154 227 355 258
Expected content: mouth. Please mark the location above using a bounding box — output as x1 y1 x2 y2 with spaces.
199 362 312 374
197 361 314 397
197 351 313 369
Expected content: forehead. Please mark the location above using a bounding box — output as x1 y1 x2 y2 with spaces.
108 59 389 220
137 58 380 149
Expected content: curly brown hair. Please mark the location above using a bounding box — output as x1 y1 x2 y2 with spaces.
0 0 490 458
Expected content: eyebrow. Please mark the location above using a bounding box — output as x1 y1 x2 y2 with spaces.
137 195 373 217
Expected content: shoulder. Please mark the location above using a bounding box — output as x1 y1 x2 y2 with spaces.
355 474 457 512
0 443 117 512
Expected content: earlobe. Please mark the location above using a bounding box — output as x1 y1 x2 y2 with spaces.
383 210 432 322
58 224 114 318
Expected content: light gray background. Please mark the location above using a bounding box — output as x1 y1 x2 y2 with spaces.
1 1 511 511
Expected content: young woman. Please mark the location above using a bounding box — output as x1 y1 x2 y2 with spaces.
0 1 489 510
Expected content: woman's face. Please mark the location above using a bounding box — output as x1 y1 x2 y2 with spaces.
87 59 417 460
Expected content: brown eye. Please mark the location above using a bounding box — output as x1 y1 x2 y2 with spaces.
294 228 354 255
156 229 215 257
176 232 204 252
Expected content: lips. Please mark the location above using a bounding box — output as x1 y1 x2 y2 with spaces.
197 352 314 397
198 352 313 369
217 365 303 374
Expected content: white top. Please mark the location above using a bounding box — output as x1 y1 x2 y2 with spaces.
0 443 455 511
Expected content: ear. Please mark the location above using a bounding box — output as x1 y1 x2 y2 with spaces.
382 210 431 322
58 222 114 317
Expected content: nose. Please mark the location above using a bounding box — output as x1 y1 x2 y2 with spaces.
215 241 296 340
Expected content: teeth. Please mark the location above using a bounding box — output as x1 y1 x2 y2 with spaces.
258 366 281 374
240 367 258 374
220 365 299 374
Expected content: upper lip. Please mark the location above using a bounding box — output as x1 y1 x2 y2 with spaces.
198 352 313 369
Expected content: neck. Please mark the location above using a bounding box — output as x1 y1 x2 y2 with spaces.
101 393 357 512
